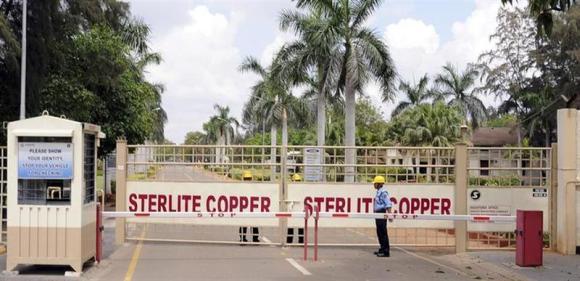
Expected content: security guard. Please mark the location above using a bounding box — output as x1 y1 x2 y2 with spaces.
372 176 392 257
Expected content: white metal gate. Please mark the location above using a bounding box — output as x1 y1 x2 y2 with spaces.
0 146 7 244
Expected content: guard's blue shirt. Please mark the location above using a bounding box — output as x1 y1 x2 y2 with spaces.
374 186 392 212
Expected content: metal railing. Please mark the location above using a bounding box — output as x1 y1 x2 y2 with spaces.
118 144 553 250
126 145 455 184
467 147 551 188
466 147 552 249
0 147 6 244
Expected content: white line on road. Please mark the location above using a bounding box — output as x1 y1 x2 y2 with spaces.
394 247 471 277
261 236 272 243
285 258 312 276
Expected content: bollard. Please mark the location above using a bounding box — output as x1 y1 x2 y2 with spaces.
314 205 319 262
515 210 543 267
303 208 310 261
96 203 103 263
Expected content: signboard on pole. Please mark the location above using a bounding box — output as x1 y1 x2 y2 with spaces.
18 142 73 179
303 147 322 182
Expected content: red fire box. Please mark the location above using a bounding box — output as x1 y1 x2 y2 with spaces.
515 210 543 267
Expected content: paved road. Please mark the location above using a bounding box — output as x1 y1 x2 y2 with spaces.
155 165 226 182
2 219 579 281
2 166 579 280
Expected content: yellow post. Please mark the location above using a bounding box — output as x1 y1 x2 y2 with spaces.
115 139 127 245
454 143 468 253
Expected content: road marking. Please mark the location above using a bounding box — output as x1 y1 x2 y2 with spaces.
261 236 272 243
394 247 470 277
286 258 312 276
124 225 148 281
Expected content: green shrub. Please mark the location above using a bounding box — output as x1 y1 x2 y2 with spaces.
469 176 521 187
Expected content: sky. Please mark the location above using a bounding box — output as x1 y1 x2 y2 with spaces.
127 0 509 144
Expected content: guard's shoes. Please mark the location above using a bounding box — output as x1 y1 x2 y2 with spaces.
376 252 390 257
373 249 384 255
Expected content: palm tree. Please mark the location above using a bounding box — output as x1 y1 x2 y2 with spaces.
392 102 463 147
288 0 397 182
239 56 309 175
212 104 239 145
390 101 463 181
391 75 430 118
277 8 343 147
206 104 239 163
434 63 487 128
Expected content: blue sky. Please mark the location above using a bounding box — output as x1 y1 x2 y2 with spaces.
128 0 506 143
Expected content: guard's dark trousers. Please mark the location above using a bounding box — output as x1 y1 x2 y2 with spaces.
375 218 390 254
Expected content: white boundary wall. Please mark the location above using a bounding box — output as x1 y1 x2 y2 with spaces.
467 187 549 232
126 181 279 226
125 182 549 232
287 184 453 228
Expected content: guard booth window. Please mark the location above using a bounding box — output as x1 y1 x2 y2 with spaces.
17 137 72 205
84 133 96 204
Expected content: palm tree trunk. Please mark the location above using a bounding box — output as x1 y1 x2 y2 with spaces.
344 80 356 183
317 88 326 181
216 133 225 164
317 91 326 147
271 125 277 181
282 108 288 147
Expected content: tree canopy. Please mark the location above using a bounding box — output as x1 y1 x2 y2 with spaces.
0 0 165 155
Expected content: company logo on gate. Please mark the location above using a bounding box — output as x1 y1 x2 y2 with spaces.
128 193 272 213
127 192 452 216
303 196 451 215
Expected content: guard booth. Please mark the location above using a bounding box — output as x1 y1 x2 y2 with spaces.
5 113 104 272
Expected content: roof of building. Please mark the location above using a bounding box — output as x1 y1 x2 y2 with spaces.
470 127 520 146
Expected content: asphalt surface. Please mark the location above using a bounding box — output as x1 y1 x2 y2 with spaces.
2 166 579 280
1 219 579 281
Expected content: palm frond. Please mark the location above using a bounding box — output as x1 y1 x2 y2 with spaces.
352 0 384 28
238 56 266 77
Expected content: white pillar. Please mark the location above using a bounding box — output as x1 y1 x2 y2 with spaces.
556 109 578 255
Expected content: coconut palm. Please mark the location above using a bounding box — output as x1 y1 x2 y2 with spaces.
212 104 239 145
287 0 397 182
239 56 310 175
277 8 343 147
391 75 431 118
434 63 487 128
205 104 239 163
391 102 463 147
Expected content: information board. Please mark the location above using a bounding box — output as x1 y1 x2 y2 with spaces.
303 147 322 181
18 142 73 179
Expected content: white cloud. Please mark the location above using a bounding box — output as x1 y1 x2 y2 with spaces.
385 19 439 54
260 32 295 66
146 6 254 143
378 0 502 118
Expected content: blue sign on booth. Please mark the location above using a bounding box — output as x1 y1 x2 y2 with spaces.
18 142 73 179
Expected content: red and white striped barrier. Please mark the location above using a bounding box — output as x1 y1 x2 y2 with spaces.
101 210 517 262
317 212 516 223
103 211 515 223
103 211 306 218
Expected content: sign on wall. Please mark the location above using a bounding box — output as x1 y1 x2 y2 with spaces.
18 142 73 179
287 184 455 228
303 147 322 182
126 182 280 226
468 187 549 232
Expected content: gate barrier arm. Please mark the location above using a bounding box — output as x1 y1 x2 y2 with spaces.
100 209 518 262
102 211 515 222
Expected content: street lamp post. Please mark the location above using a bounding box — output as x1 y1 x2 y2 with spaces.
19 0 27 120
